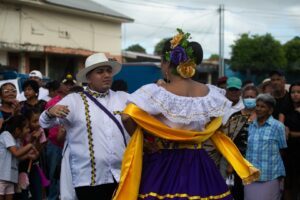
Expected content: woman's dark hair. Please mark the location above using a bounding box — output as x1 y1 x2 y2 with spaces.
242 85 259 97
189 42 203 65
2 115 28 134
161 39 203 67
161 38 172 62
22 80 39 94
0 82 16 94
289 82 300 94
45 80 60 92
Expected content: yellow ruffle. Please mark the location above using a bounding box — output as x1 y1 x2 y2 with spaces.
113 104 260 200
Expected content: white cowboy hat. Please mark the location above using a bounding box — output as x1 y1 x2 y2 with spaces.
76 53 121 83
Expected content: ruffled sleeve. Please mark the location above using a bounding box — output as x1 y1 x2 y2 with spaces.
128 83 232 125
127 84 161 115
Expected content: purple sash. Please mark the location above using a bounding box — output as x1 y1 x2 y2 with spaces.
83 91 127 147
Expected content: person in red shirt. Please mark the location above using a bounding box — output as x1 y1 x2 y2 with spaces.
45 74 76 200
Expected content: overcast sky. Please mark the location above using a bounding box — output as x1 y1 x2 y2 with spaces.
93 0 300 59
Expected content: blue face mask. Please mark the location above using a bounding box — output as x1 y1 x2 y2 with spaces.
243 98 256 109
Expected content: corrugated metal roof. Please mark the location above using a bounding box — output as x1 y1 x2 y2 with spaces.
45 0 133 22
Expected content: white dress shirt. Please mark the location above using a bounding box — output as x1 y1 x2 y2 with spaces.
222 98 245 124
39 89 129 188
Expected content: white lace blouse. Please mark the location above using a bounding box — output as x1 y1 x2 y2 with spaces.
128 83 232 131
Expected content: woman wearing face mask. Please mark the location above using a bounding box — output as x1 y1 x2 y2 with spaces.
224 85 258 200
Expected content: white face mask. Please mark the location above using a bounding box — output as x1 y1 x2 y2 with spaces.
243 98 256 109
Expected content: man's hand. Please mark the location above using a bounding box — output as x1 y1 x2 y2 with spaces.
48 105 70 118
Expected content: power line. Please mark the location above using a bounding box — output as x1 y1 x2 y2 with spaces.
108 0 300 17
227 8 300 18
109 0 212 11
145 0 211 11
98 0 300 56
132 21 219 35
226 9 300 34
130 11 219 35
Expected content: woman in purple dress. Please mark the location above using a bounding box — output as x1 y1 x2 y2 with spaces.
114 29 259 200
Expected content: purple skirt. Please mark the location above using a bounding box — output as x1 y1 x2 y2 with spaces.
138 148 233 200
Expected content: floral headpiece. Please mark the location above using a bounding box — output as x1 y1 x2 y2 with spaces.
165 28 197 78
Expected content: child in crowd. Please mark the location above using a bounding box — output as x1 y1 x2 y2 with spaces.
24 108 47 152
0 115 38 200
15 108 48 200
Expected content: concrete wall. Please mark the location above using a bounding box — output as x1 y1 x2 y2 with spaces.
0 3 122 56
0 51 7 66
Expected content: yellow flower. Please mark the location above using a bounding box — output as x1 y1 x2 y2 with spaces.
170 33 184 49
176 60 196 78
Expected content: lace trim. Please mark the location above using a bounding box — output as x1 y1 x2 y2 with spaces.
135 84 230 124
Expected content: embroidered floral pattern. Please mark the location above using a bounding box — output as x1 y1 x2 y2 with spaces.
79 92 96 186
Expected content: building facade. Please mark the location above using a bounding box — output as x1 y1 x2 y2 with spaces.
0 0 133 80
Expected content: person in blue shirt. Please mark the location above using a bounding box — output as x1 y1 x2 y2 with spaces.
244 93 287 200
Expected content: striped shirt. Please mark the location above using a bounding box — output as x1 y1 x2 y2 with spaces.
246 116 287 181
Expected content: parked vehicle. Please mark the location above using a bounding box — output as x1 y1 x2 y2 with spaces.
114 63 162 93
0 69 50 95
0 70 25 95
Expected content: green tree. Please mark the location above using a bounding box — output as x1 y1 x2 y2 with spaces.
154 38 171 55
230 33 286 73
283 36 300 72
125 44 146 53
209 54 219 60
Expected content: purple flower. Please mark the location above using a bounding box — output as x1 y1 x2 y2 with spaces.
170 46 188 66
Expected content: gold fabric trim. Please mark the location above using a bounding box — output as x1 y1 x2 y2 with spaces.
139 190 231 200
86 88 109 98
79 92 96 186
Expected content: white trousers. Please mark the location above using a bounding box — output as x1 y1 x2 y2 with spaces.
60 144 78 200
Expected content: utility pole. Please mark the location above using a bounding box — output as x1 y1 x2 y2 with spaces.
218 4 225 77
